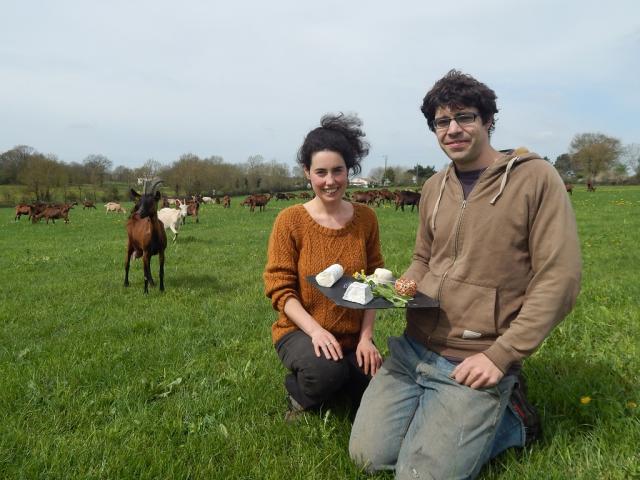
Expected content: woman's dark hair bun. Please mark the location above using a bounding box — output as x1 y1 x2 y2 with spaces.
298 112 369 176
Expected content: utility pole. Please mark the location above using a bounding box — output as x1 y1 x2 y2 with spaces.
383 155 388 186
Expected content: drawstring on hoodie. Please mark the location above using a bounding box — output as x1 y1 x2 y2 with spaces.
430 154 523 229
490 156 518 205
431 165 451 231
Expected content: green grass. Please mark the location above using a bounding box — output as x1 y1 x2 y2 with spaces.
0 186 638 479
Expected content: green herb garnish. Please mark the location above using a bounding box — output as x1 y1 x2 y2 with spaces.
353 270 413 307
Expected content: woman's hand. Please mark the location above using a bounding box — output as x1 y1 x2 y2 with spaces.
356 337 383 376
282 299 343 361
310 328 343 361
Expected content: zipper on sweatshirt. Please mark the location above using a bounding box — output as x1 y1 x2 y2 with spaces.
436 197 467 301
453 199 467 258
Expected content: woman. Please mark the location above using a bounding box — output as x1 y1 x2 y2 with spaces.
264 113 384 420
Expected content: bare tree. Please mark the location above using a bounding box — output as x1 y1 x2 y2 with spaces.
17 153 64 201
0 145 36 184
247 154 264 170
137 158 162 180
112 165 135 183
554 153 573 180
621 143 640 178
165 153 204 196
369 167 385 184
569 133 622 181
83 154 113 186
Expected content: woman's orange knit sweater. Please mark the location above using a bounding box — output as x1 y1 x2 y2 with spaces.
264 203 384 351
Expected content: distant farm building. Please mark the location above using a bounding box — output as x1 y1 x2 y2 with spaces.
349 177 375 188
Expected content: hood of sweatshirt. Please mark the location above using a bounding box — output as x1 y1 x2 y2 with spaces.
430 147 542 230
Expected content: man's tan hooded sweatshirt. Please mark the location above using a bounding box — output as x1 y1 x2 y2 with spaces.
404 150 582 373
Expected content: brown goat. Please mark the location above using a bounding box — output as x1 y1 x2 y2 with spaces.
14 204 32 221
34 205 72 224
222 195 231 208
179 199 200 224
378 189 395 204
394 190 421 212
32 202 76 224
124 183 167 293
249 194 271 212
29 202 49 222
353 191 378 206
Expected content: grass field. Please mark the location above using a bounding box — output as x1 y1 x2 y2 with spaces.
0 186 638 479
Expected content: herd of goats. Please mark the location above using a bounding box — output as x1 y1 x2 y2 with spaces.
12 187 422 224
235 188 422 212
12 184 422 293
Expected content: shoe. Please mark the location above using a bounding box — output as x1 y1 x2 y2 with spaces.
510 372 542 446
284 395 305 423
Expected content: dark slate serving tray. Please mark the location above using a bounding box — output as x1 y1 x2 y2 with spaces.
306 275 439 310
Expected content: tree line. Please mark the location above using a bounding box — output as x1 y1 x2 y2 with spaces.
2 132 637 203
0 147 306 202
0 146 435 203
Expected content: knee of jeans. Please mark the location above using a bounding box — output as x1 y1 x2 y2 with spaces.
300 360 349 399
350 417 397 474
349 437 391 474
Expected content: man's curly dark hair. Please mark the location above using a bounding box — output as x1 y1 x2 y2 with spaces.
298 113 370 176
421 70 499 136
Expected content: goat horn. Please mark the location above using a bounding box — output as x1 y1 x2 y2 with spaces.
150 180 164 193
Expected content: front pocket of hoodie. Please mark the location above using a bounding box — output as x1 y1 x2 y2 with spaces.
416 270 440 298
436 277 497 340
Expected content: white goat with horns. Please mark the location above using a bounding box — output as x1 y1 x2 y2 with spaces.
157 202 189 242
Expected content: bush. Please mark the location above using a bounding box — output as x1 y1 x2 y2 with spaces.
109 186 121 201
65 191 79 202
2 191 15 207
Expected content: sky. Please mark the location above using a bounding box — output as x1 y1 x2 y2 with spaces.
2 0 639 175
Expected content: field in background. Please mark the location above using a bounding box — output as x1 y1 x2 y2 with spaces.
0 186 638 479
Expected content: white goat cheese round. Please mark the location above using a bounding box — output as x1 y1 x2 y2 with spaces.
342 282 373 305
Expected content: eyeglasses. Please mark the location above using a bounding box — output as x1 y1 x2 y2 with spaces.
433 112 478 130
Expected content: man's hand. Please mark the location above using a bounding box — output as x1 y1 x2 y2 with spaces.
451 353 503 389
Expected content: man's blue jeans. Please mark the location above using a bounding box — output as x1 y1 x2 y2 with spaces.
349 334 524 479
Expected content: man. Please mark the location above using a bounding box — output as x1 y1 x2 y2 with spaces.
349 70 581 479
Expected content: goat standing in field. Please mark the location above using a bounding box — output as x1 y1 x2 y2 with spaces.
32 202 77 224
34 205 72 224
105 202 125 213
124 181 167 293
180 199 200 224
157 202 188 242
249 193 271 212
14 204 32 221
394 190 421 212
